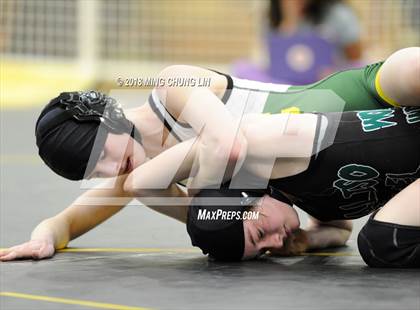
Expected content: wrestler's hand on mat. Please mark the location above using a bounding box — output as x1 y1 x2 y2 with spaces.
0 239 55 262
268 228 309 256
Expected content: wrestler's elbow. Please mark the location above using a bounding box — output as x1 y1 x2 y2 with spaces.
213 134 248 165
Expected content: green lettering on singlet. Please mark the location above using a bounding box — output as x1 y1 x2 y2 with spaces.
403 107 420 124
338 164 380 181
356 109 397 132
333 164 380 199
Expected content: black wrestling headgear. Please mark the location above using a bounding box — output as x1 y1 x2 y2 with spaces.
187 188 263 261
35 91 141 180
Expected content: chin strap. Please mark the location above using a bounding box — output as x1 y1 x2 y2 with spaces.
130 125 143 145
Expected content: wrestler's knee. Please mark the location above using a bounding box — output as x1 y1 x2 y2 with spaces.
381 47 420 106
403 48 420 98
357 216 420 268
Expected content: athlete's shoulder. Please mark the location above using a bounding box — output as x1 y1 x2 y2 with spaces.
157 64 228 93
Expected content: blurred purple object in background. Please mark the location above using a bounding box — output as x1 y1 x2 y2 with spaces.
267 31 335 84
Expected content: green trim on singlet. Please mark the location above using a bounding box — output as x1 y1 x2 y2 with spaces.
262 61 391 114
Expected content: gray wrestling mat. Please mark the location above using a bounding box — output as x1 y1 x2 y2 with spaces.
1 109 419 310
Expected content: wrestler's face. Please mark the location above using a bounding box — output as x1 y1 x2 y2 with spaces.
87 132 146 179
243 195 300 259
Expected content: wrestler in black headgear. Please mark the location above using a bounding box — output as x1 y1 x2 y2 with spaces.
187 185 294 261
35 91 141 180
187 187 264 261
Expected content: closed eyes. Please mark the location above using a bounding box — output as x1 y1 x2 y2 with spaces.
258 228 265 240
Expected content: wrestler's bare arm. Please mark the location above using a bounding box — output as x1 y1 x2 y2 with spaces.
156 65 248 189
124 138 198 193
121 66 248 192
305 216 353 250
0 174 190 261
0 175 133 261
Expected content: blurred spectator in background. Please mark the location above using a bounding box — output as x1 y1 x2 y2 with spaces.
269 0 362 63
232 0 363 84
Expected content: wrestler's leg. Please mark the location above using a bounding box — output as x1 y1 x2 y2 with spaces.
377 47 420 107
374 179 420 226
357 179 420 267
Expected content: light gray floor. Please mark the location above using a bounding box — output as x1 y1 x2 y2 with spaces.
1 108 419 310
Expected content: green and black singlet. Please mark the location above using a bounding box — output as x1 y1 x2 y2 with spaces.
148 61 397 142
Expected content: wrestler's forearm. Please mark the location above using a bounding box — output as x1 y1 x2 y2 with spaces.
158 66 248 165
183 88 248 189
158 67 248 189
134 184 191 223
137 184 190 224
305 226 351 250
124 139 196 194
188 135 248 190
305 216 352 250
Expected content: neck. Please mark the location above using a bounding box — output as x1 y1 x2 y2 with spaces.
124 101 170 157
